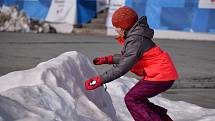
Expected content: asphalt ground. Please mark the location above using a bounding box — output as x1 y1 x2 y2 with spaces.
0 32 215 108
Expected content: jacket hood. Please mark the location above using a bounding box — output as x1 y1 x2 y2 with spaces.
126 16 154 39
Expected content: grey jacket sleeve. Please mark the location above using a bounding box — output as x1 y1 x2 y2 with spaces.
112 54 121 64
100 36 145 83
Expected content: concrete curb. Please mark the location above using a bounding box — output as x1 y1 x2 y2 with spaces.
154 30 215 41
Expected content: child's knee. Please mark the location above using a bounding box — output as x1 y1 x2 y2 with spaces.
124 93 134 106
124 93 146 105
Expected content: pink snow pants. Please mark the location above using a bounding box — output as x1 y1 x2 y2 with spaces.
124 80 174 121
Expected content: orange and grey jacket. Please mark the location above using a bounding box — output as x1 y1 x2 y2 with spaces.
100 16 178 83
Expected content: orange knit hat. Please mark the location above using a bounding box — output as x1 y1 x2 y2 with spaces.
112 6 138 30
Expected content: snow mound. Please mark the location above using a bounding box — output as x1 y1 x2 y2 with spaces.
0 51 117 121
0 51 215 121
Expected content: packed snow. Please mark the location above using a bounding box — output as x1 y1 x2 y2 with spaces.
0 5 56 33
0 51 215 121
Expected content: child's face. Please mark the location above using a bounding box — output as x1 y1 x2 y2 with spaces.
114 27 124 37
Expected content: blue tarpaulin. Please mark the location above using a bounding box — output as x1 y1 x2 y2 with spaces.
77 0 97 24
125 0 215 33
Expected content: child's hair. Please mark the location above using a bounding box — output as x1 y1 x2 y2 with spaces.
112 6 138 30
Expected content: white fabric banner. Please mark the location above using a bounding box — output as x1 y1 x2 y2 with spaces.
46 0 77 24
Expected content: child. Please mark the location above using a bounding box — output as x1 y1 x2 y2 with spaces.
85 6 178 121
